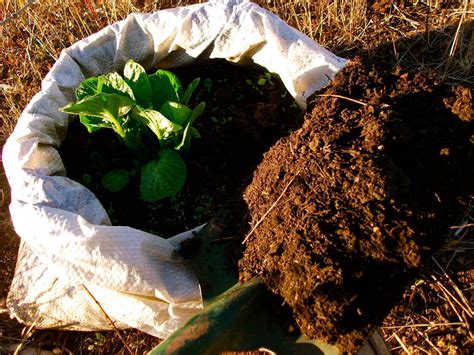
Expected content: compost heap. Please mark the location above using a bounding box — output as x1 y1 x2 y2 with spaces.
239 58 473 352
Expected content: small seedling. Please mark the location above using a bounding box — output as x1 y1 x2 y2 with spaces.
211 116 232 125
204 78 213 92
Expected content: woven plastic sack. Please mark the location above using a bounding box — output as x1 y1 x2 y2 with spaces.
2 0 346 338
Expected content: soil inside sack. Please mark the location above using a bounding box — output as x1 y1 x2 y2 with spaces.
239 58 473 352
59 60 303 237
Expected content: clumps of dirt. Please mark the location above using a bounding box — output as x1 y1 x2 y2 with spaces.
239 58 473 352
444 86 472 122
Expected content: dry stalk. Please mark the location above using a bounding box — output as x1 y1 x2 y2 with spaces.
0 0 36 26
417 329 443 355
315 94 368 106
430 275 469 324
425 0 432 44
82 284 134 355
447 0 470 59
68 2 93 39
258 347 277 355
392 3 420 29
242 171 300 244
443 0 470 79
431 256 473 316
21 21 43 81
444 205 473 268
414 345 430 354
450 222 474 229
392 332 411 354
83 0 101 24
13 319 37 355
381 322 464 329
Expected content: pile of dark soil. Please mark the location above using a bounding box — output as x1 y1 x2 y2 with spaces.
59 60 302 237
239 58 473 352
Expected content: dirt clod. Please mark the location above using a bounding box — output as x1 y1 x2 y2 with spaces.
239 58 473 352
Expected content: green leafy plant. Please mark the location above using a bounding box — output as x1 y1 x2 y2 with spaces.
61 59 205 202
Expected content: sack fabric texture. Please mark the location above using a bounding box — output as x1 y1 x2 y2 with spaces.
2 0 346 338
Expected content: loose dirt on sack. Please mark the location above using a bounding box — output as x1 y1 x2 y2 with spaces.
239 58 473 352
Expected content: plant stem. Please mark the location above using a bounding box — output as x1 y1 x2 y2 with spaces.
106 113 136 150
107 113 127 139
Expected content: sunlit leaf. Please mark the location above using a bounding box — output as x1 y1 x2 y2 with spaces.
102 72 135 100
160 101 192 125
61 93 134 137
123 60 152 106
76 77 100 100
131 107 182 142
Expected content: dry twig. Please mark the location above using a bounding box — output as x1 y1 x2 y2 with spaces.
315 94 368 106
0 0 36 26
393 333 411 354
431 257 473 317
13 319 37 355
450 222 474 229
243 171 300 244
381 321 464 329
82 284 134 355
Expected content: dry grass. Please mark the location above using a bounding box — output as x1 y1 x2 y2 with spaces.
381 206 474 353
256 0 473 84
1 0 472 353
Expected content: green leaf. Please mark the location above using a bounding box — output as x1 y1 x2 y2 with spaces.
62 93 133 120
176 102 205 151
61 93 134 138
140 149 186 202
101 169 130 192
156 69 183 98
123 60 152 106
187 102 205 124
131 107 182 142
101 73 135 100
79 114 107 133
160 101 192 125
149 70 182 109
76 77 100 100
190 127 201 138
181 78 200 105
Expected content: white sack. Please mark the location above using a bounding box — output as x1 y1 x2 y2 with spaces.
2 0 346 337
